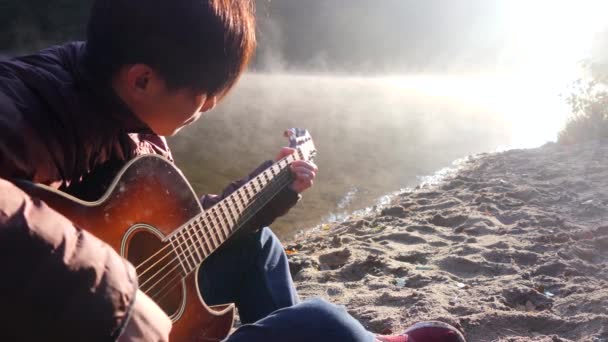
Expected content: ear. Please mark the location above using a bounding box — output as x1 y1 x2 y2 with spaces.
125 64 155 93
200 95 217 113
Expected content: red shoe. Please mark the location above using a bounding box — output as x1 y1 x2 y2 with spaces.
376 321 466 342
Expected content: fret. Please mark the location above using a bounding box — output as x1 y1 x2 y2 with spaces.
214 206 231 239
192 217 210 257
228 195 242 218
235 190 245 207
222 201 236 226
211 220 226 246
219 205 235 238
232 194 245 213
261 171 268 183
226 195 237 214
218 204 234 228
250 181 258 194
184 224 203 264
264 170 272 183
214 206 229 241
208 208 224 241
243 185 252 199
200 214 215 254
171 133 315 267
250 179 259 193
219 216 232 239
206 208 220 249
211 215 222 239
241 189 250 203
256 176 265 189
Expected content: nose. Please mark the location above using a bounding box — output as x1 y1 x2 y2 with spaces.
200 96 218 113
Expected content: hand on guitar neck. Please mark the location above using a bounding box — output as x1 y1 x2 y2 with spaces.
275 147 319 194
10 128 318 342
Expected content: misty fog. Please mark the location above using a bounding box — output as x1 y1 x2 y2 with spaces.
165 0 606 238
170 73 516 237
3 0 608 238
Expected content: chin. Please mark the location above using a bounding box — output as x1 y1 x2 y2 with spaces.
169 127 183 136
151 126 181 137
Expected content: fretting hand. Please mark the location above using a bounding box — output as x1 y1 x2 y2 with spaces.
275 147 318 194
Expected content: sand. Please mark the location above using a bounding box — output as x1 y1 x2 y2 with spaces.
286 140 608 341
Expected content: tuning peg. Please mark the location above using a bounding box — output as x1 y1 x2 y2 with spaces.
284 129 295 138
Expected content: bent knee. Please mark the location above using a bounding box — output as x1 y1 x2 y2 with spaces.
293 299 371 341
298 298 350 326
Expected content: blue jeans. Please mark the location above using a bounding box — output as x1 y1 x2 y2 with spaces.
198 227 374 342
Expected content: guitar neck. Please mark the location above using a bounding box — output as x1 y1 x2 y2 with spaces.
168 151 303 275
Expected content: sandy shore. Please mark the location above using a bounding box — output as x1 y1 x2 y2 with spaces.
287 141 608 341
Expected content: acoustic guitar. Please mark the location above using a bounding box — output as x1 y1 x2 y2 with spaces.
15 128 316 341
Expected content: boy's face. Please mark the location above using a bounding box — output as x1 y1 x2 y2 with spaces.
136 86 216 136
114 64 218 136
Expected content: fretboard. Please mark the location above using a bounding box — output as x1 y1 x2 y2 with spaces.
168 149 305 275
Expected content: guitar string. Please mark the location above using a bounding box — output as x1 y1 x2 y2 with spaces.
134 160 295 288
143 140 313 302
134 154 297 279
140 172 292 295
138 171 291 293
133 154 297 275
144 175 293 303
140 173 289 290
147 175 294 304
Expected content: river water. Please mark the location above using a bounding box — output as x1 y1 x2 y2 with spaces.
169 72 567 239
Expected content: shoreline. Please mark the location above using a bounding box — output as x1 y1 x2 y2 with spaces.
287 140 608 341
306 154 477 237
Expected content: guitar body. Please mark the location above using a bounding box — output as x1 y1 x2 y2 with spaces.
17 155 234 342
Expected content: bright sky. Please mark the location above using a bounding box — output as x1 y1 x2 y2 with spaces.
503 0 608 77
390 0 608 149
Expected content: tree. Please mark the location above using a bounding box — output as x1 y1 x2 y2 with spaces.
558 29 608 144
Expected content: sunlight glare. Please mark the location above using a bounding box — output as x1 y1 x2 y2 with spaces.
504 0 608 78
387 1 608 150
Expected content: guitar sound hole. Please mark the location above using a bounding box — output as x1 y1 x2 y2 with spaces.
126 229 184 319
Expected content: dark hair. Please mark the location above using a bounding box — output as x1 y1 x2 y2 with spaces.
85 0 256 96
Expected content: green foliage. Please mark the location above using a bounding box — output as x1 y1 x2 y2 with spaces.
0 0 92 53
558 62 608 145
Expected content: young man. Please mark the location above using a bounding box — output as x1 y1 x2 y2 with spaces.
0 0 465 341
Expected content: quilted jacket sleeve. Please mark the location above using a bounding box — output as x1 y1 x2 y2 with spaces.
0 179 139 341
0 84 60 185
0 70 143 341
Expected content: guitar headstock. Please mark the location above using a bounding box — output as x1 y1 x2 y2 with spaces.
284 128 317 162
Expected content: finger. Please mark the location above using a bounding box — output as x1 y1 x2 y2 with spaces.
275 147 296 161
290 161 318 173
290 174 314 193
295 172 313 181
291 178 313 192
291 159 317 168
291 165 316 173
293 169 316 180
